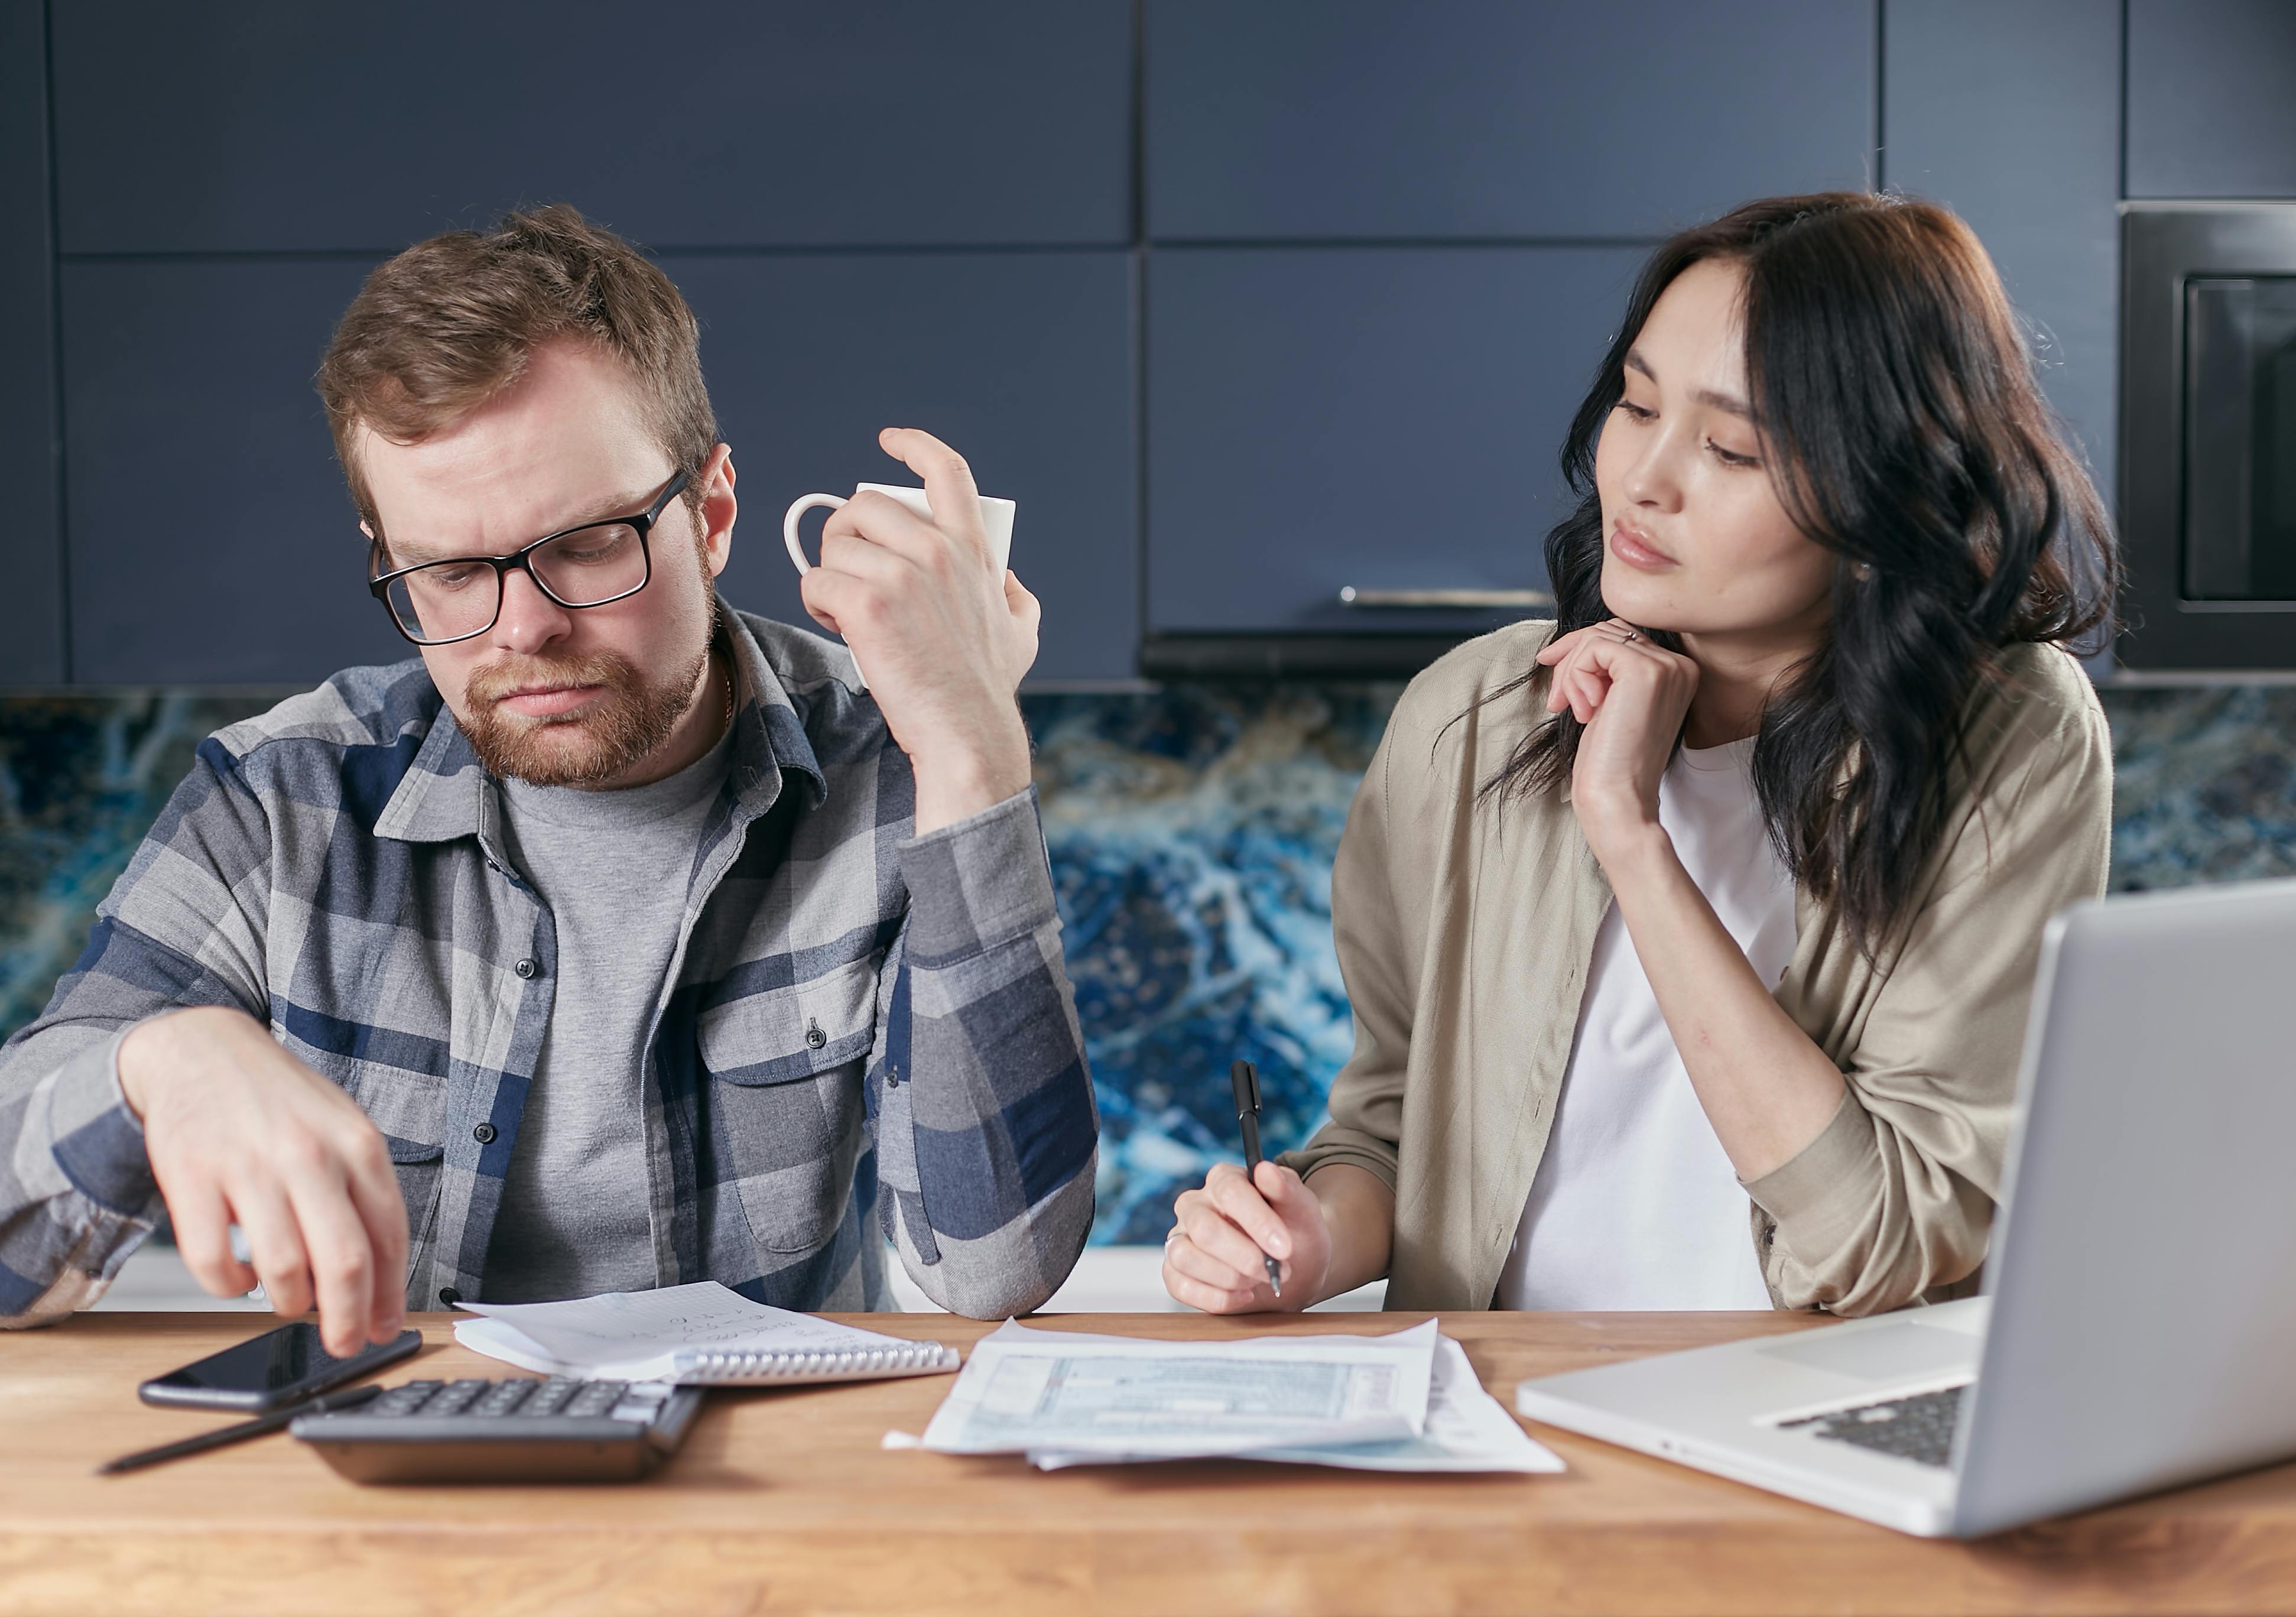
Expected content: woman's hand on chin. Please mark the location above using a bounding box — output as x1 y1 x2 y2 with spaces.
1535 619 1701 870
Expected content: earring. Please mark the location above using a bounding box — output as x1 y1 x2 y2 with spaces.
1850 561 1875 582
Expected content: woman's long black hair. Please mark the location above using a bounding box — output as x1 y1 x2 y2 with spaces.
1483 192 2119 954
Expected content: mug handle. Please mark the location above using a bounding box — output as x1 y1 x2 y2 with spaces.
782 493 847 573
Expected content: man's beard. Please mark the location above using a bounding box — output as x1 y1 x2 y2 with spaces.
459 638 709 788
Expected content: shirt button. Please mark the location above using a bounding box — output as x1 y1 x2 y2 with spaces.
438 1287 462 1308
514 958 539 980
472 1122 498 1145
805 1022 827 1050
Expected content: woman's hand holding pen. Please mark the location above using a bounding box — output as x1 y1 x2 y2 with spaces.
1162 1162 1331 1314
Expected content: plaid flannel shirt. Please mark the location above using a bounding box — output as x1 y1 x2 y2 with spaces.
0 604 1097 1323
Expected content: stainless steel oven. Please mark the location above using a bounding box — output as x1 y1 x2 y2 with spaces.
2121 202 2296 670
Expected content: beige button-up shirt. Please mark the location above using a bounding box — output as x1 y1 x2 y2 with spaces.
1283 622 2113 1317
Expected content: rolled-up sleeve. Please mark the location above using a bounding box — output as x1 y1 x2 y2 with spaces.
872 786 1097 1318
1746 684 2115 1316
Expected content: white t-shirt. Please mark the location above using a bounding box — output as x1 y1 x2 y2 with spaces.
1496 735 1794 1310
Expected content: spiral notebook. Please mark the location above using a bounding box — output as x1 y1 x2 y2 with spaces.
454 1281 962 1385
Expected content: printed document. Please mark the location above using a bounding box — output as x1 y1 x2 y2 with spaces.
1028 1333 1563 1473
918 1320 1442 1460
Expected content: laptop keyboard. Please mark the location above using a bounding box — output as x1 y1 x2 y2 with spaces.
1778 1384 1966 1468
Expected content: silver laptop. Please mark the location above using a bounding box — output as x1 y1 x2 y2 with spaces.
1514 878 2296 1537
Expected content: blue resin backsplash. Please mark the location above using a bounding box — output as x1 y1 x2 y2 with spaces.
2 681 2291 1243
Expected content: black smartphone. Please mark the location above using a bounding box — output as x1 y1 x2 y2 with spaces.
138 1322 423 1413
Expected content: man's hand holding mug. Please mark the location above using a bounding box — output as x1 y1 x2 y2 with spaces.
783 428 1037 834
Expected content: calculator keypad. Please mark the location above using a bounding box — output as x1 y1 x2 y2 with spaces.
362 1376 652 1421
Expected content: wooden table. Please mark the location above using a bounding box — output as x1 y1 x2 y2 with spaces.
5 1311 2294 1616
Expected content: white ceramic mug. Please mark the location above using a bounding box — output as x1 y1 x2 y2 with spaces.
781 483 1016 690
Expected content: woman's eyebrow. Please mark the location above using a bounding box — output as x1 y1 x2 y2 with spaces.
1626 347 1753 420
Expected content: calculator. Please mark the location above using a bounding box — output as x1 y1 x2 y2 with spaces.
290 1376 706 1484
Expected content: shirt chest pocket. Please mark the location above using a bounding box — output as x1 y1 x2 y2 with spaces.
696 957 878 1255
287 1043 449 1284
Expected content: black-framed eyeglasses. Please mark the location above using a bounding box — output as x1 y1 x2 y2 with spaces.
366 470 691 647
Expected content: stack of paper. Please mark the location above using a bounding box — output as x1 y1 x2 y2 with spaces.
903 1319 1561 1474
456 1281 956 1384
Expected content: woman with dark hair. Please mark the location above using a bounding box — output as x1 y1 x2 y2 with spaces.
1162 192 2120 1318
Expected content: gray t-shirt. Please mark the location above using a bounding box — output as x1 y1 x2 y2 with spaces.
481 731 733 1302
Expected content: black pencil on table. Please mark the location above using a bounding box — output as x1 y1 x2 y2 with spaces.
97 1382 385 1475
1230 1058 1284 1297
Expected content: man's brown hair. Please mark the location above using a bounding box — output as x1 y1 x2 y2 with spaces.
316 204 716 546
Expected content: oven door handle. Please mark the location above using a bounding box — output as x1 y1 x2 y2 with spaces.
1337 586 1554 609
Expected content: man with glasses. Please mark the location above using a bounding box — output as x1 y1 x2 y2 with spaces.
0 207 1097 1353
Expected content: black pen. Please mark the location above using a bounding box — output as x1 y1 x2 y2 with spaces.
97 1381 385 1475
1229 1058 1284 1297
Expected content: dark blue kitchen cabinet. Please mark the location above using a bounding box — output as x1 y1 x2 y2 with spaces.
668 251 1138 684
1 0 63 685
2126 0 2296 198
51 1 1132 254
1146 0 1875 242
1145 245 1646 638
31 1 2296 686
61 251 1136 687
1884 0 2122 508
61 261 410 687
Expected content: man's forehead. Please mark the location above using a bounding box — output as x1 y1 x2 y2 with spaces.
367 460 652 544
358 404 664 553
